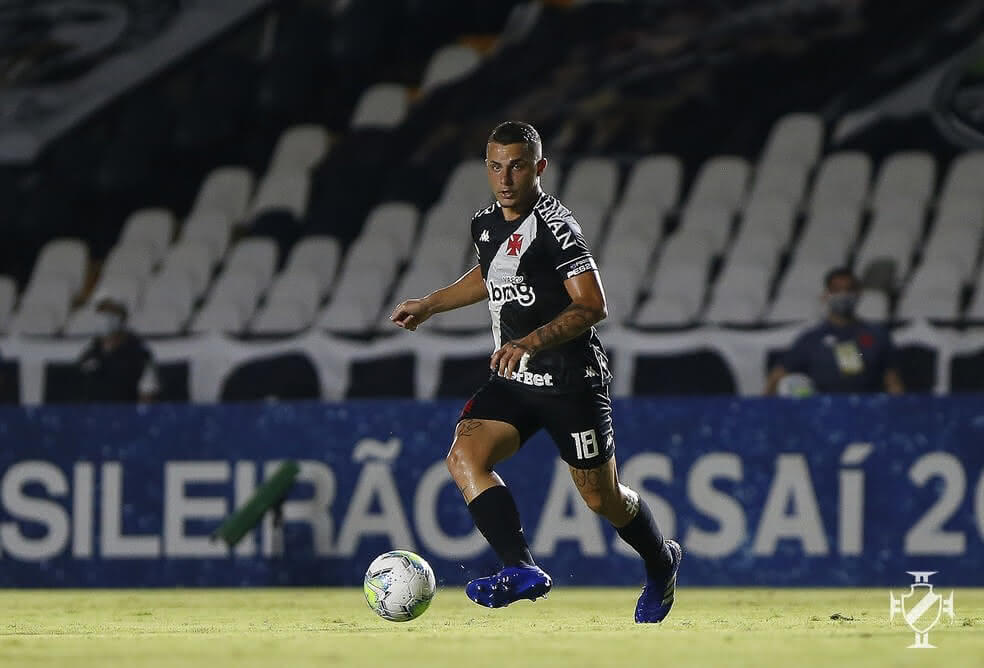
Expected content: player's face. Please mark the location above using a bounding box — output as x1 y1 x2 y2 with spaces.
486 142 545 211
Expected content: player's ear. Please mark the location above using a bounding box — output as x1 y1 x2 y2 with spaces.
536 157 547 176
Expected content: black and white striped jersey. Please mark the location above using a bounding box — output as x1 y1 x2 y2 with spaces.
471 192 612 393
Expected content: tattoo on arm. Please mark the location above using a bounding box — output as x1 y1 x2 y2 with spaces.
571 468 601 490
530 303 597 353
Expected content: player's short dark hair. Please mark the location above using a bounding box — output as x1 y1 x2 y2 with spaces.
488 121 542 158
824 267 859 290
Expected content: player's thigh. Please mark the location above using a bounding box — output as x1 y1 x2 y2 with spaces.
449 381 537 471
540 385 616 471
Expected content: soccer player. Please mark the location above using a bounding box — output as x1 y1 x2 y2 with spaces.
390 121 681 622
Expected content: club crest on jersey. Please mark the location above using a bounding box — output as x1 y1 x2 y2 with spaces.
487 280 536 306
506 233 524 256
479 229 490 242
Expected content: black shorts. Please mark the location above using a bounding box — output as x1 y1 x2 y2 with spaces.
457 379 615 470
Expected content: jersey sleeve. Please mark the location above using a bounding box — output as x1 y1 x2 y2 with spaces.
541 214 598 280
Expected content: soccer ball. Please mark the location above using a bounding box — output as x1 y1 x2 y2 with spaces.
363 550 437 622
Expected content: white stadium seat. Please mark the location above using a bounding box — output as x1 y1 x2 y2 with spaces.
264 271 321 321
605 204 664 249
7 305 61 336
746 160 809 208
684 156 750 213
181 211 232 264
189 302 246 334
727 232 783 274
441 160 492 211
0 276 15 333
224 238 279 289
249 171 311 220
738 198 797 246
30 238 88 298
130 304 186 336
89 274 142 314
870 151 936 211
18 277 73 326
561 158 619 213
63 306 106 337
101 245 156 284
361 202 419 260
932 198 984 236
634 293 702 327
421 44 480 92
921 226 982 282
431 301 489 332
118 208 175 262
938 151 984 208
856 289 890 322
206 272 264 320
896 263 963 320
351 83 409 130
267 124 330 174
807 151 871 213
189 167 255 225
676 205 733 254
159 242 215 298
620 155 682 211
283 236 341 295
142 273 196 323
704 263 772 325
760 113 823 168
566 203 607 250
250 301 313 335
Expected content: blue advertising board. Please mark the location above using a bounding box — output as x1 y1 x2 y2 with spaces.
0 396 982 587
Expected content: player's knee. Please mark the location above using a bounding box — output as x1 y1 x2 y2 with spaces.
446 442 478 481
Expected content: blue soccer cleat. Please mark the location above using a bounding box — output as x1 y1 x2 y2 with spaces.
634 539 682 623
465 565 552 608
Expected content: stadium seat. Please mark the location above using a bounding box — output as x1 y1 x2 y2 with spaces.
118 208 175 263
704 263 772 325
619 155 682 211
249 171 311 220
560 158 619 213
767 260 829 322
921 226 982 282
206 272 265 321
89 274 142 314
676 205 733 254
158 242 215 298
17 277 73 327
142 273 196 324
896 263 963 320
938 151 984 208
249 301 313 335
760 113 823 168
967 272 984 320
321 237 402 333
605 204 664 249
224 239 279 290
181 211 232 264
189 302 247 334
727 232 784 273
539 164 563 197
361 202 419 260
7 305 61 336
854 203 923 284
599 258 649 324
568 203 606 249
738 198 798 247
932 198 984 236
0 276 15 332
431 301 489 332
30 238 88 299
856 289 890 321
189 167 255 225
634 293 701 327
101 245 156 285
283 236 341 296
870 151 936 212
130 304 186 336
807 151 871 214
766 293 820 324
441 160 493 211
267 124 330 174
684 156 749 213
746 160 809 208
263 272 321 322
63 306 107 337
350 83 409 129
421 44 480 92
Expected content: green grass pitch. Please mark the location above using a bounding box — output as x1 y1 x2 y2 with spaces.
1 588 982 667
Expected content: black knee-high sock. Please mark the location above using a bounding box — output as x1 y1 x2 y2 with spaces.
467 485 535 568
615 496 672 580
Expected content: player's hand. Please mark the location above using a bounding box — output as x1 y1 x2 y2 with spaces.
490 339 535 378
390 298 432 331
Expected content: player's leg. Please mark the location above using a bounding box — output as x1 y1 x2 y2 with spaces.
450 383 552 608
446 417 534 566
543 386 681 623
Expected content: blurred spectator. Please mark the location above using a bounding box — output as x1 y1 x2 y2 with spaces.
77 297 160 403
766 268 904 395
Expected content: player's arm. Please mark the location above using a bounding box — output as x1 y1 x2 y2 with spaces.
391 264 486 332
491 270 607 377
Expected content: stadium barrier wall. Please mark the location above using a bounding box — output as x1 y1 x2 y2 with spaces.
0 395 981 588
2 319 983 402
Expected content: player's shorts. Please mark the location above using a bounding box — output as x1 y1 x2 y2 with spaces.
457 379 615 470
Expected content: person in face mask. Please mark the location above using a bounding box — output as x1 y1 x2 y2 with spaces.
77 297 160 402
765 267 904 395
